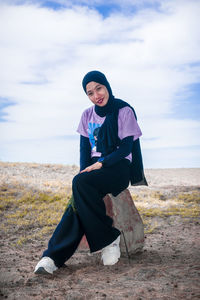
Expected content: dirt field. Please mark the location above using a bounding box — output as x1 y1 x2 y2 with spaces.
0 162 199 300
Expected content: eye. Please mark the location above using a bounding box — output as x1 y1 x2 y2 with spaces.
87 92 93 96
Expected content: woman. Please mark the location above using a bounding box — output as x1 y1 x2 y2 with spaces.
34 70 147 275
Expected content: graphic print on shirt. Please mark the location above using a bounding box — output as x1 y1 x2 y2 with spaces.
88 122 101 151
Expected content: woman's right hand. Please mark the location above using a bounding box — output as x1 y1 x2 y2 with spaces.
80 162 102 173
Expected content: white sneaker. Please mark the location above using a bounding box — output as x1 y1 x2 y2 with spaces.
34 257 58 275
101 236 120 266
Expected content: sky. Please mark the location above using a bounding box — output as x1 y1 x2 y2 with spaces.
0 0 200 168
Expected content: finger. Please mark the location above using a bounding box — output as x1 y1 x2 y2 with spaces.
80 167 91 173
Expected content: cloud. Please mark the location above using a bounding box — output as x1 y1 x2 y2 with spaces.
0 0 162 8
0 0 200 166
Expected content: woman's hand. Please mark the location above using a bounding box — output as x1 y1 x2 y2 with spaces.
80 162 102 173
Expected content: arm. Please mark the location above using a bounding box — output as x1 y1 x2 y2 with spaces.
81 136 133 173
101 136 133 167
80 135 92 171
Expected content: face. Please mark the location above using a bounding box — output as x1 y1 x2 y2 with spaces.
86 81 109 107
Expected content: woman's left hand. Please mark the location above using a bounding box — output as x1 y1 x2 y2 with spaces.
80 162 103 173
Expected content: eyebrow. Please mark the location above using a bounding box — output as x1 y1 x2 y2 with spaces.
86 84 101 94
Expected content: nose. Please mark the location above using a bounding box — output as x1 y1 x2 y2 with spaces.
94 90 100 99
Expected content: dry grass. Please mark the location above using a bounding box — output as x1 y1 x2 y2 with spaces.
133 190 200 233
0 184 71 246
0 183 199 245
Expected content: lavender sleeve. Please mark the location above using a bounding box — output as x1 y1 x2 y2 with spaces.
102 107 142 167
118 106 142 141
77 110 89 138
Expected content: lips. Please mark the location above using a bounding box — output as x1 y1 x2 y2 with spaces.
97 98 104 104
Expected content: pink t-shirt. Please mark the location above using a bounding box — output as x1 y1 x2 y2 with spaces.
77 106 142 161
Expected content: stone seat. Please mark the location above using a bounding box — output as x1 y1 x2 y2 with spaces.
79 189 144 256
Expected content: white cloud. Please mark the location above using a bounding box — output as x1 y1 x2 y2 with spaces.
0 0 200 166
142 118 200 148
0 0 162 7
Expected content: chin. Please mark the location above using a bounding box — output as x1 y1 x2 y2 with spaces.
100 100 108 107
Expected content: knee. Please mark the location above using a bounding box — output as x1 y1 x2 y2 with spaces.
72 174 79 188
72 173 86 189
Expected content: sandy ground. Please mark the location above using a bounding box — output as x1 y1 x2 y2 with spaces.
0 162 200 300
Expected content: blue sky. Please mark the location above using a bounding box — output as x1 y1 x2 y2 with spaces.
0 0 200 168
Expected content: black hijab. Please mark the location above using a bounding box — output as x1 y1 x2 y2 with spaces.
82 70 147 186
82 70 114 117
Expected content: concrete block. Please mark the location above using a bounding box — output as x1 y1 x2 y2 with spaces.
79 189 145 255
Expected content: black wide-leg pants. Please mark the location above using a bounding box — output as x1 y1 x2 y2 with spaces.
42 159 130 268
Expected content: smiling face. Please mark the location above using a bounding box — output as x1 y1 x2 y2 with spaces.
86 81 109 107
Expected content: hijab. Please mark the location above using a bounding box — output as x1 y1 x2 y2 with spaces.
82 70 114 117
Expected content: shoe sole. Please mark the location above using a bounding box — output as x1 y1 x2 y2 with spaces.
34 267 52 275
